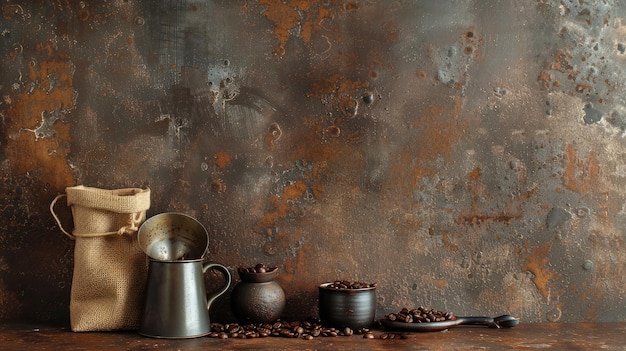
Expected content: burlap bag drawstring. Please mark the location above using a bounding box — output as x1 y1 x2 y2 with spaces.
50 185 151 332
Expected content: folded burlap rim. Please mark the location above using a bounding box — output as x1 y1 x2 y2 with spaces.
50 186 151 239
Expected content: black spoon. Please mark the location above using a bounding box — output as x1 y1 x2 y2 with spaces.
380 314 520 332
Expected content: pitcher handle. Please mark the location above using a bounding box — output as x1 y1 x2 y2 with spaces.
202 262 232 311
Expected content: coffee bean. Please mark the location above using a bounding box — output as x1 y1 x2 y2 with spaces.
364 332 375 339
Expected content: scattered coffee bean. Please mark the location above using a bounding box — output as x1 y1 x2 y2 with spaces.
363 332 375 339
325 280 377 289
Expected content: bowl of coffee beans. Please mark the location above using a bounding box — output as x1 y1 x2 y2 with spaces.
237 263 279 283
318 280 377 330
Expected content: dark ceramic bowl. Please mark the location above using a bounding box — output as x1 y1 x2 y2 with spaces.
237 267 279 283
318 282 376 329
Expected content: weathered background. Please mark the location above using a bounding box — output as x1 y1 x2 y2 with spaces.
1 0 625 325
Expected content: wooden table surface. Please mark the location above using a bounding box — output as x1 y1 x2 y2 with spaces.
1 322 625 350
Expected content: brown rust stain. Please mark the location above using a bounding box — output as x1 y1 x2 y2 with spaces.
538 49 574 89
441 232 459 252
563 144 600 193
4 60 75 191
521 242 555 299
256 179 308 231
258 0 333 57
214 151 232 168
300 4 332 44
466 167 481 180
546 49 574 73
210 178 226 193
258 0 303 56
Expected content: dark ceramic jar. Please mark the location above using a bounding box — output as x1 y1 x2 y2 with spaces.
230 267 285 324
318 282 376 329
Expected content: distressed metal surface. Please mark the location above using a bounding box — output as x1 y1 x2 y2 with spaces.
0 0 625 324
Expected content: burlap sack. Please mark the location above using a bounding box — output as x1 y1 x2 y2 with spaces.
50 185 151 332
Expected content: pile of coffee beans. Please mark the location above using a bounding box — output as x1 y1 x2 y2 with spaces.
238 263 277 274
208 320 373 339
383 306 456 323
324 280 377 289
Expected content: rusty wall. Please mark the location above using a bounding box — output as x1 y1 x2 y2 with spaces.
1 0 625 325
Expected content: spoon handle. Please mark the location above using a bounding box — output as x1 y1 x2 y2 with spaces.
456 315 520 328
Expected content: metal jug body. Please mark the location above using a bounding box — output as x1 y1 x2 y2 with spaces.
139 258 231 339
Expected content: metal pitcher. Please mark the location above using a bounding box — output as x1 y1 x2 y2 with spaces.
139 258 231 338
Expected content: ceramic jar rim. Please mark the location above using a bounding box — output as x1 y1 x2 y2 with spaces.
238 267 279 283
319 282 377 291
